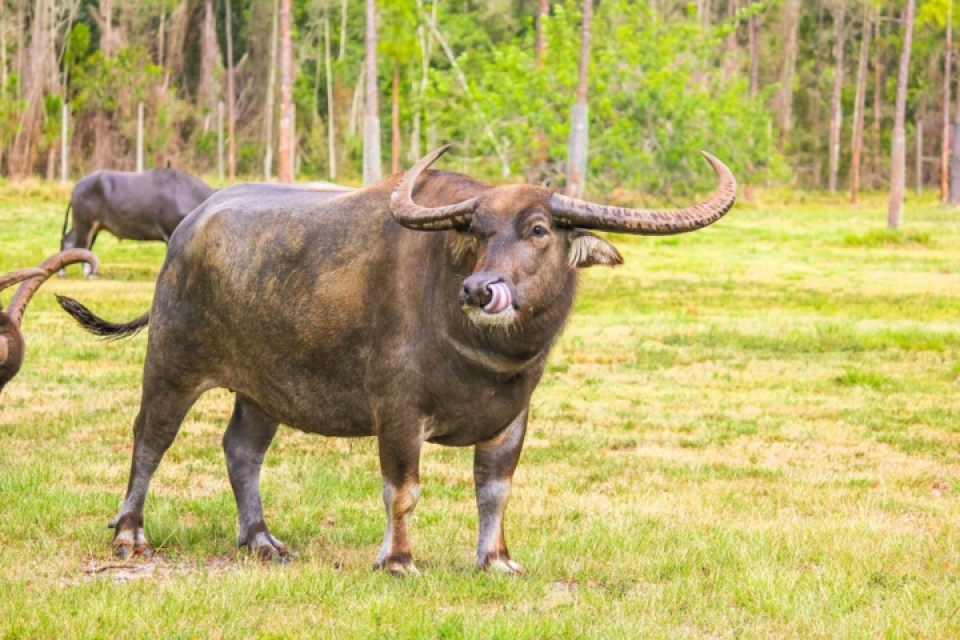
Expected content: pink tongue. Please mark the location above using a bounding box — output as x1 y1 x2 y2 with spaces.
484 282 512 313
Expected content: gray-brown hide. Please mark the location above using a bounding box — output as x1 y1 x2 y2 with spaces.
58 147 736 574
61 168 215 276
0 250 99 395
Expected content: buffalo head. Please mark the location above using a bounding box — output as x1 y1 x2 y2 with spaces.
390 146 736 329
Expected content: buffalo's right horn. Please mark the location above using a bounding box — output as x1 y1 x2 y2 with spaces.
7 249 99 326
390 145 479 231
549 151 737 235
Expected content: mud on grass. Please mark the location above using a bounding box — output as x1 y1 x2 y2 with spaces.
2 187 960 637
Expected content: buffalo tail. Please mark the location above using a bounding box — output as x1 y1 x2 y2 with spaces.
55 295 149 340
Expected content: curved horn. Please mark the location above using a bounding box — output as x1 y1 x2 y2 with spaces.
0 268 46 294
7 249 99 326
390 145 479 231
549 151 737 235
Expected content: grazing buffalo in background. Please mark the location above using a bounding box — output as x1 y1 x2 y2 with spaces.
60 168 215 276
0 250 98 395
58 146 736 573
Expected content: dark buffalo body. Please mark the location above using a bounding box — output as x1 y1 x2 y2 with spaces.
58 147 736 573
61 168 215 274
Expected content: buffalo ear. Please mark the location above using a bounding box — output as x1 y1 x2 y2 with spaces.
568 230 623 268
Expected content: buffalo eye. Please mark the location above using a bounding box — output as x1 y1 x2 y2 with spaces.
531 224 549 238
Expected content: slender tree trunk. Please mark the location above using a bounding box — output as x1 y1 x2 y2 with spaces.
225 0 236 179
950 63 960 202
828 3 846 193
535 0 548 62
199 2 218 111
363 0 381 184
278 0 293 183
722 0 738 79
872 16 883 189
340 0 348 60
776 0 801 144
748 11 759 98
942 0 953 203
264 0 279 179
535 0 549 164
810 1 825 188
391 60 400 173
325 13 336 179
566 0 592 198
888 0 916 230
851 6 871 205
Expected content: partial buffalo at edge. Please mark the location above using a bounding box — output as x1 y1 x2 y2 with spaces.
0 250 99 395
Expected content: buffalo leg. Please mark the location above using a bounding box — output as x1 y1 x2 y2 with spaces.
110 378 200 558
222 395 288 561
374 428 422 575
58 228 77 277
474 409 528 574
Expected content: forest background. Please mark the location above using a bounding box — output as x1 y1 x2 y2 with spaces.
0 0 952 205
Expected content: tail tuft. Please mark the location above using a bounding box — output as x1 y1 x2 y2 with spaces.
55 295 149 340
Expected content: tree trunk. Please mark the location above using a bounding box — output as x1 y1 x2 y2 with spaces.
827 3 846 193
888 0 915 230
391 61 400 173
535 0 548 63
225 0 237 179
942 0 953 203
722 0 738 79
264 0 279 179
535 0 549 165
775 0 801 144
872 16 883 189
363 0 381 184
278 0 293 183
850 6 871 205
325 14 337 180
950 62 960 202
566 0 592 198
810 0 825 188
748 11 760 98
200 1 218 114
340 0 348 61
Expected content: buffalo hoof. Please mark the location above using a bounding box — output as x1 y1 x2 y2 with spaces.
112 521 151 559
375 555 419 577
481 557 526 576
113 542 153 560
245 532 293 564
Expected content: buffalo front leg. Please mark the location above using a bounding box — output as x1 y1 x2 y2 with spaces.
110 380 200 558
222 395 288 561
474 409 528 574
374 426 422 575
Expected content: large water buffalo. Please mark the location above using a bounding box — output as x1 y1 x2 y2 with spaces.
0 250 99 395
57 146 736 573
60 168 215 276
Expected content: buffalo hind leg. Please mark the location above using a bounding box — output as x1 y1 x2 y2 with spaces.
110 379 201 558
374 426 422 575
222 395 289 562
474 409 528 575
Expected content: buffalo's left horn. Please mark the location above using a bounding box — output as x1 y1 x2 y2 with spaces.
7 249 99 326
390 145 479 230
0 268 46 294
549 151 737 235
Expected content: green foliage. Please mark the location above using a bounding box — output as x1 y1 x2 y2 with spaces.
425 0 783 195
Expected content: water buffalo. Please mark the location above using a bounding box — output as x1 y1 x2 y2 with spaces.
60 168 215 276
0 250 99 395
57 146 736 573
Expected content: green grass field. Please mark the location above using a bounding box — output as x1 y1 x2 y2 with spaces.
1 181 959 638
